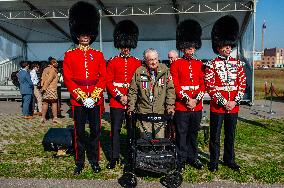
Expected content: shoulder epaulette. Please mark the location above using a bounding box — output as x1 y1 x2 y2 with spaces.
108 55 119 62
204 60 214 68
131 56 140 61
238 60 246 66
90 48 102 53
172 58 182 63
66 47 77 53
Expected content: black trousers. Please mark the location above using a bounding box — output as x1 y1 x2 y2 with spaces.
175 111 202 163
209 112 238 165
73 105 101 165
110 107 131 159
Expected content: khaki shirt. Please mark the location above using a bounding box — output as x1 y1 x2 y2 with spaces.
128 63 175 114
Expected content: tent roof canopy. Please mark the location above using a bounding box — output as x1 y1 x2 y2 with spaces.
0 0 254 43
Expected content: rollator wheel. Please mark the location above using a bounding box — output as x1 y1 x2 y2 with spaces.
118 172 137 188
162 171 183 188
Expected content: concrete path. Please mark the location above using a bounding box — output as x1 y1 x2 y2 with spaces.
0 178 283 188
0 99 283 120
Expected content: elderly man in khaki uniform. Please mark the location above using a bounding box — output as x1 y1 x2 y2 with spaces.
128 48 176 138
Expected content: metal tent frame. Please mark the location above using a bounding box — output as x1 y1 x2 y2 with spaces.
0 0 256 102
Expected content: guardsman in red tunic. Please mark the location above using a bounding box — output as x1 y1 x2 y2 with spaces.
106 20 141 169
63 1 106 175
171 19 205 172
205 16 246 172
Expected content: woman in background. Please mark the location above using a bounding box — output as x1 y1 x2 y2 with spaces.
40 57 61 124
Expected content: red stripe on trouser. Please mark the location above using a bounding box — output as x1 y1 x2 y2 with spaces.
98 105 103 161
72 105 79 162
109 109 113 159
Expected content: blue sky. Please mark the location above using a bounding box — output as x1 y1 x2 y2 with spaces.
255 0 284 51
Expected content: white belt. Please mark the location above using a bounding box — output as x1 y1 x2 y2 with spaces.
215 86 238 91
113 82 130 88
181 85 199 91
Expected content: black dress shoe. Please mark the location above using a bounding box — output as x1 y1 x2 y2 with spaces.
73 165 84 175
188 159 204 170
91 163 101 173
106 159 119 169
176 162 185 172
208 163 218 172
224 162 241 171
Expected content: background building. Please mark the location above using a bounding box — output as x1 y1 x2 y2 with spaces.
262 48 284 68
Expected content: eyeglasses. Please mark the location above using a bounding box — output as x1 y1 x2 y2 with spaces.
146 57 158 62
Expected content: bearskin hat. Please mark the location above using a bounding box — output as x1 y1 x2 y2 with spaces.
176 19 202 50
211 15 239 54
69 1 100 44
113 20 139 49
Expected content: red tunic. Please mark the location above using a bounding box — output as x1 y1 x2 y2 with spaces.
63 46 107 106
106 55 141 109
170 56 205 112
204 55 246 113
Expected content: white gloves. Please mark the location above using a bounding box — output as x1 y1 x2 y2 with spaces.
83 98 95 108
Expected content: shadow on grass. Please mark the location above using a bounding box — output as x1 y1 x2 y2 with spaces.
238 117 284 135
254 95 284 102
100 126 111 161
64 111 131 164
268 96 284 102
102 112 110 122
238 117 266 127
99 117 130 163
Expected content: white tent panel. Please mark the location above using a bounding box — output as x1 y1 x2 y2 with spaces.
0 0 255 102
0 0 254 43
27 39 220 61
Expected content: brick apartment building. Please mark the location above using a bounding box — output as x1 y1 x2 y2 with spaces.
254 48 284 68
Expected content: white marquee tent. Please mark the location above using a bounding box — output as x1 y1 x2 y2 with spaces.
0 0 256 101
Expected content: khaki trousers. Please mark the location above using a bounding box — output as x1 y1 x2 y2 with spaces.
33 86 42 112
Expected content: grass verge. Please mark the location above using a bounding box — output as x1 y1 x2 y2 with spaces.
0 114 283 184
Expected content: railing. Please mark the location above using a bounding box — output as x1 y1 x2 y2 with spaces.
0 57 22 85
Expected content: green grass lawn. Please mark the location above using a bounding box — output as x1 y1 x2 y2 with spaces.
254 69 284 100
0 115 283 184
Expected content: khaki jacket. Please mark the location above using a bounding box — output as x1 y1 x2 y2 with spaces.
41 65 59 91
128 63 175 114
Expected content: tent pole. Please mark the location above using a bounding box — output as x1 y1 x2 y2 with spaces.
22 43 27 61
251 0 256 104
99 10 103 52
